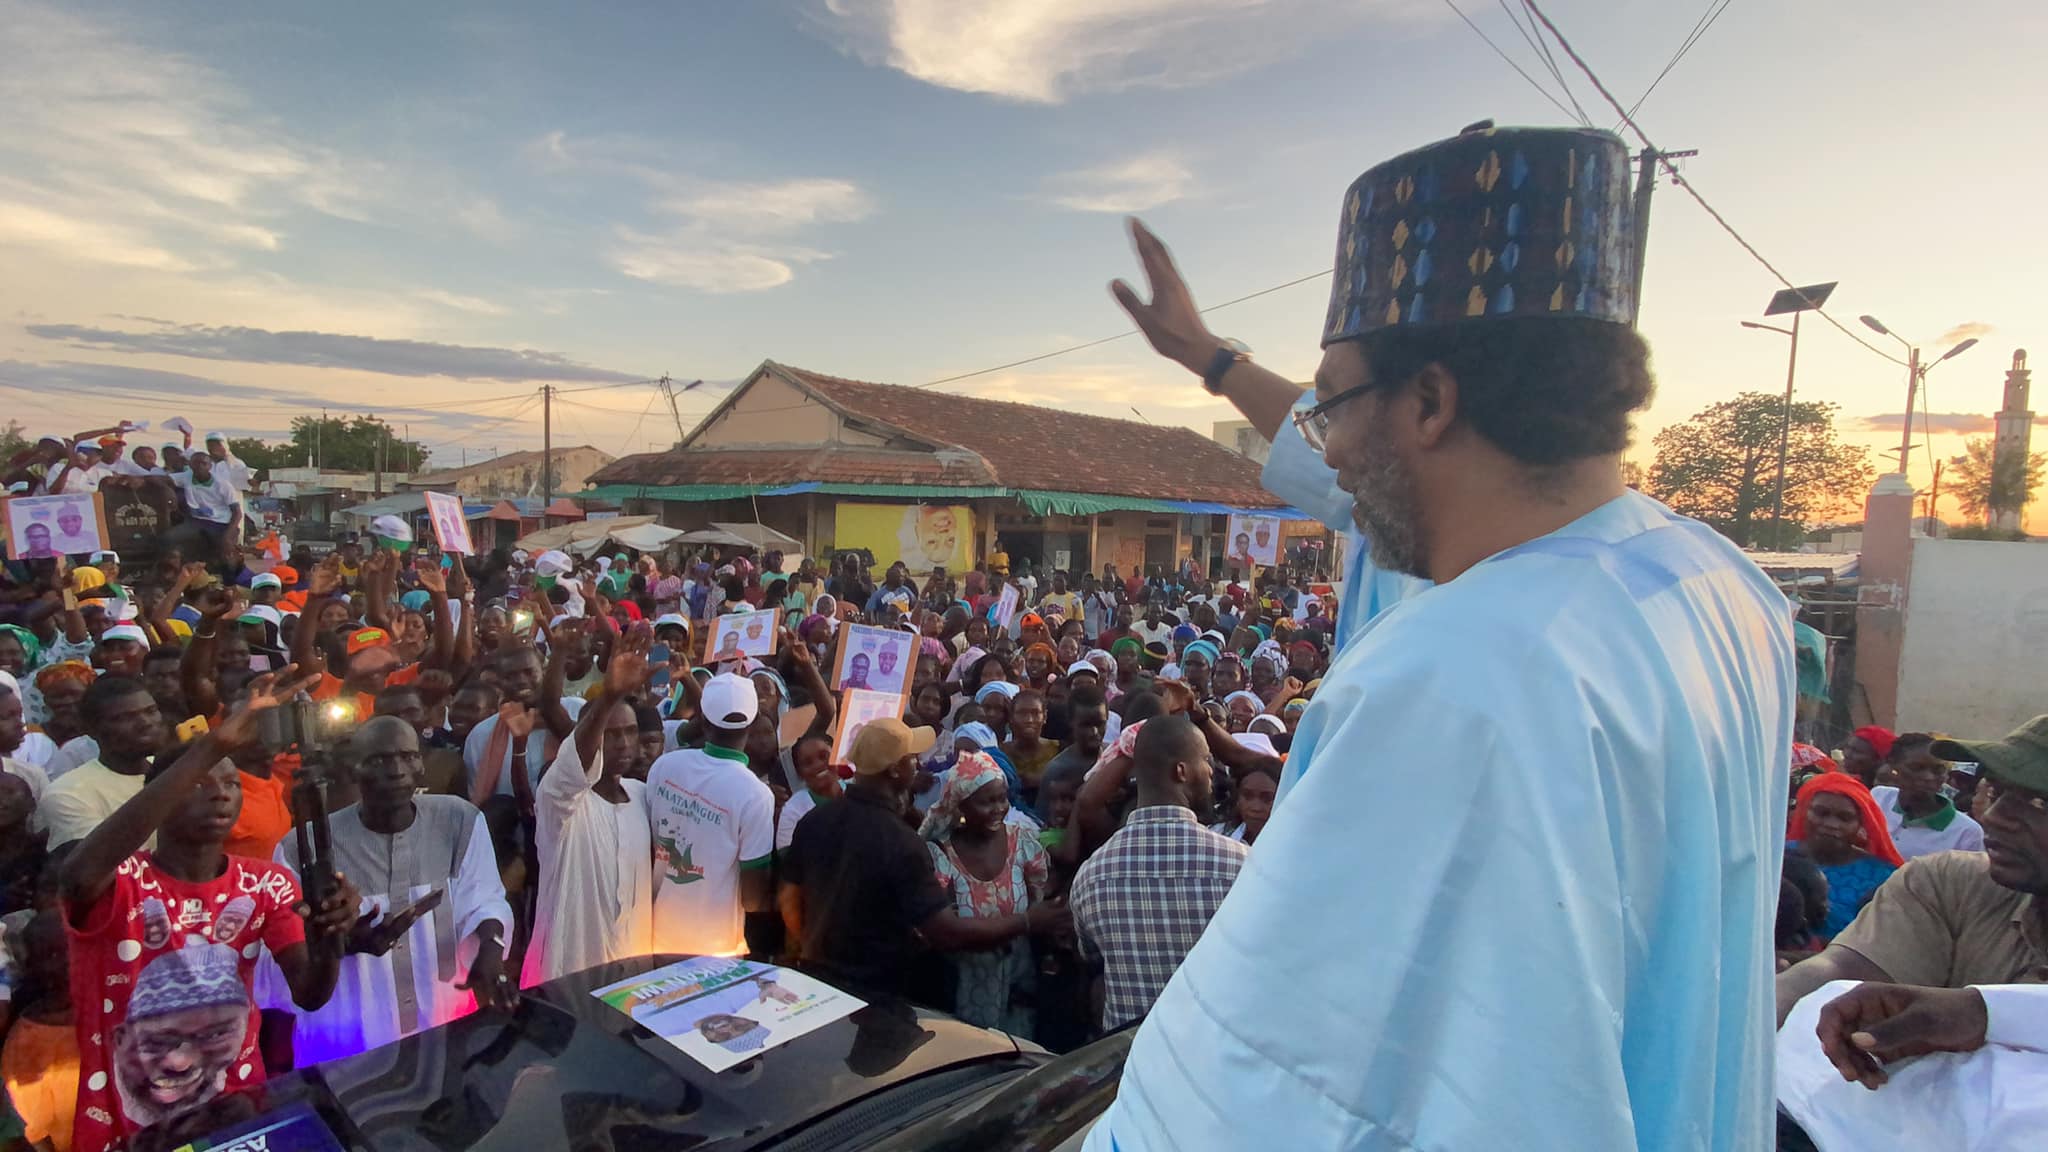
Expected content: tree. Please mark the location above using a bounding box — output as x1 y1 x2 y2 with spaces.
280 416 429 473
228 437 292 473
1646 392 1875 549
1949 436 2045 525
0 420 28 465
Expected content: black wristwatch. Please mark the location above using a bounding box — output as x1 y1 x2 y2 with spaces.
1203 339 1252 395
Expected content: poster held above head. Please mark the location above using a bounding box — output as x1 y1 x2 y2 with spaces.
709 608 779 663
989 584 1020 631
830 623 914 697
423 491 476 556
830 687 911 768
3 492 108 560
1225 513 1283 572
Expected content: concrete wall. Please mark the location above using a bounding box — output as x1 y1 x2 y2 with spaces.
1895 537 2048 736
697 374 842 446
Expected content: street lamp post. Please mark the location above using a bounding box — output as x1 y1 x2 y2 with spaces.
1858 315 1981 475
1747 282 1838 546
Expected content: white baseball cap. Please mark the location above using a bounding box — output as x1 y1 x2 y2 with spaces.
100 624 150 647
1066 660 1101 680
250 572 283 591
699 673 760 731
370 514 414 543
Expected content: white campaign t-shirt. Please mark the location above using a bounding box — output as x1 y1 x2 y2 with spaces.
172 470 243 524
644 742 773 957
1870 785 1987 859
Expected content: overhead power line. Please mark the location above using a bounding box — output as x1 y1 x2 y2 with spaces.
1519 0 1908 367
913 268 1332 390
1439 0 1583 124
1621 0 1735 125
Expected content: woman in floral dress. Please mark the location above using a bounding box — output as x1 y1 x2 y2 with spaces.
920 751 1049 1033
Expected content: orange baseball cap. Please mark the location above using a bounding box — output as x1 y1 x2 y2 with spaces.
345 627 391 656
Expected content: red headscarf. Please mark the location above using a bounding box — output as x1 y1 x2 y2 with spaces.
1853 726 1897 760
1788 773 1903 867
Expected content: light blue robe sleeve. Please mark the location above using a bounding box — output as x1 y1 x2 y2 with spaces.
1259 397 1354 531
1087 620 1638 1151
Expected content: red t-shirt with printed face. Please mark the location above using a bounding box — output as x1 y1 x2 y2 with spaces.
66 852 305 1152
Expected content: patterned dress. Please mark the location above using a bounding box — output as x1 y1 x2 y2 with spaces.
929 826 1049 1033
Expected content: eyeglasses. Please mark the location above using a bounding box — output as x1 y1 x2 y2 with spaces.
1291 384 1375 454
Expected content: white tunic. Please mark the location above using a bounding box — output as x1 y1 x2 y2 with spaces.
521 737 653 987
267 797 512 1066
1091 491 1795 1151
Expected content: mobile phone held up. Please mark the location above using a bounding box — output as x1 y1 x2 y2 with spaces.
647 643 672 692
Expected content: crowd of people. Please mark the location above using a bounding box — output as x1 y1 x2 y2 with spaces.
0 502 1333 1151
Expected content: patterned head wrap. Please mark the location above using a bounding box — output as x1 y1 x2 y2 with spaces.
0 625 41 668
919 751 1009 843
35 660 95 693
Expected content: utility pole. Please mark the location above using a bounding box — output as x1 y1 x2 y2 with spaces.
1898 345 1922 480
1628 147 1697 325
1771 311 1802 538
542 384 554 504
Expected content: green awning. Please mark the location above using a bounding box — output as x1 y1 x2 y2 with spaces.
1012 491 1186 516
579 483 1279 517
579 484 764 502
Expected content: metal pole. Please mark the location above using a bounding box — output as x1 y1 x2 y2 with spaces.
1897 346 1921 476
1771 311 1801 542
1629 147 1656 325
542 385 554 504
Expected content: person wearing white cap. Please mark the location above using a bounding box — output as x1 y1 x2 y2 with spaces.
202 430 255 492
643 673 775 957
248 570 284 605
168 450 244 562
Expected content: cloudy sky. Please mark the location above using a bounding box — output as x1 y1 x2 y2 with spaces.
1 0 2038 512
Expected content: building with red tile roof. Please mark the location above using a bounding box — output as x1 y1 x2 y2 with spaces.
584 360 1321 578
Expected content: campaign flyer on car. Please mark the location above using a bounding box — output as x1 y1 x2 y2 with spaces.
169 1101 347 1152
592 956 866 1073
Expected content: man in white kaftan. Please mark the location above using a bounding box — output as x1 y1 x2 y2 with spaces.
266 717 513 1066
1091 122 1795 1150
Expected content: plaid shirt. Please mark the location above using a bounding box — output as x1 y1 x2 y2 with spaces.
1070 805 1249 1030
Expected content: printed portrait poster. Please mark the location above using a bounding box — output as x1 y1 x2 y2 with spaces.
832 502 974 575
423 490 476 556
1224 514 1282 573
708 608 779 662
592 956 865 1074
830 623 913 697
989 583 1020 631
4 492 108 559
830 687 911 768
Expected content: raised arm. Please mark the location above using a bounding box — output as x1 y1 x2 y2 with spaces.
292 557 341 678
448 558 476 676
538 620 576 743
415 565 456 672
64 669 319 919
781 627 834 736
181 582 240 720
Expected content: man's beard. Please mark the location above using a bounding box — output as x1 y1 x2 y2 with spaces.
1348 418 1427 579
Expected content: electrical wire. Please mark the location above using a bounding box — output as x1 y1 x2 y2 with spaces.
912 268 1332 389
1438 0 1583 123
1620 0 1734 126
1513 0 1592 127
1518 0 1908 367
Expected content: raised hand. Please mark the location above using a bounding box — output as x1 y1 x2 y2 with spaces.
497 701 536 740
605 624 654 696
215 665 320 749
1110 218 1219 374
310 555 343 596
782 627 813 669
414 565 447 596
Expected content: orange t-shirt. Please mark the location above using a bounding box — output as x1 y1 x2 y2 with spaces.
224 752 298 862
